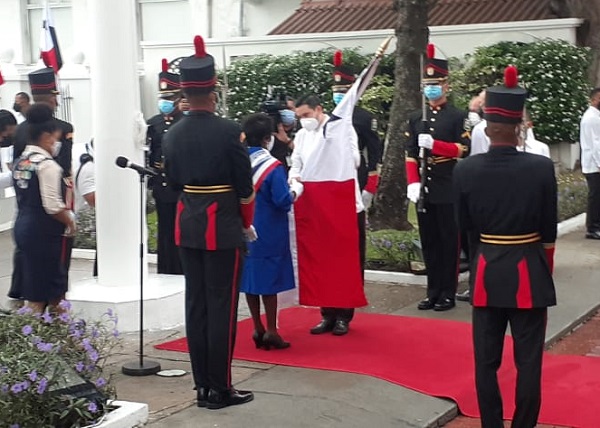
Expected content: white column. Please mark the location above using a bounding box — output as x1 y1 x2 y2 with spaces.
189 0 210 37
71 0 90 63
89 0 146 287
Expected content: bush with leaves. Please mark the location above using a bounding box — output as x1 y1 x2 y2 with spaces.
0 302 119 427
450 39 591 145
365 229 421 271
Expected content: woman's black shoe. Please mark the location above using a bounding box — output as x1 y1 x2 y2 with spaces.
252 331 265 349
207 388 254 410
262 332 290 350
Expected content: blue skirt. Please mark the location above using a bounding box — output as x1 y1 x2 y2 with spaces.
240 254 295 296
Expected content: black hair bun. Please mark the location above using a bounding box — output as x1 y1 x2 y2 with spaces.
26 104 54 124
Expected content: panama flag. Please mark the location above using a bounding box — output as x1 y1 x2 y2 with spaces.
40 1 63 73
291 39 391 309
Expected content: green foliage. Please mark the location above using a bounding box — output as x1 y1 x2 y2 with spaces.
359 74 395 138
366 229 421 271
450 40 591 144
557 171 588 222
0 303 119 427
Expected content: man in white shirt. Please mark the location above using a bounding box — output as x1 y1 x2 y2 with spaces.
74 141 97 274
580 87 600 240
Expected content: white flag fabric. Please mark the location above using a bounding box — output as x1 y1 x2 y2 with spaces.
40 1 63 73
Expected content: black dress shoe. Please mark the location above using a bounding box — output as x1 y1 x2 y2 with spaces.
586 231 600 240
310 319 335 334
417 298 436 310
332 320 349 336
434 298 456 311
207 388 254 410
196 386 209 408
455 289 470 302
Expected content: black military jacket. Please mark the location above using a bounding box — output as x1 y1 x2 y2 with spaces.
453 146 557 308
147 113 182 203
353 106 382 190
14 118 73 177
163 111 254 250
406 103 470 204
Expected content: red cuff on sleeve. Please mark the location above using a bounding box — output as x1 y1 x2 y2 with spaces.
240 195 255 229
405 160 420 185
544 245 555 275
432 139 460 158
364 174 379 194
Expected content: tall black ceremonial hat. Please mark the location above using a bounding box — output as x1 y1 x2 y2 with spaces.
332 50 356 89
29 52 59 95
179 35 217 93
484 65 527 124
158 58 180 96
423 43 448 82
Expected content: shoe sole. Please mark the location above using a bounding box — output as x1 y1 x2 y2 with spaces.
332 330 348 336
206 395 254 410
197 400 207 408
434 306 456 312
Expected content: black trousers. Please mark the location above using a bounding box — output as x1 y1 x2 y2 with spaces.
417 202 459 301
8 248 23 299
584 172 600 233
179 247 242 393
473 307 547 428
321 211 366 323
156 200 183 274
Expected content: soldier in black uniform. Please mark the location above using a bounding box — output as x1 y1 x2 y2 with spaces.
163 35 255 410
147 58 183 274
404 44 470 311
453 66 557 428
9 66 74 302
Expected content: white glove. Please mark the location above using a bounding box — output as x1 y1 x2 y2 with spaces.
243 225 258 242
362 190 374 210
290 179 304 201
407 183 421 204
418 134 434 150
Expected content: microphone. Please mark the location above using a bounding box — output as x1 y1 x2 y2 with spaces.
115 156 158 176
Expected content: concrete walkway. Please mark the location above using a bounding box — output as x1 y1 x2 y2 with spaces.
1 226 598 428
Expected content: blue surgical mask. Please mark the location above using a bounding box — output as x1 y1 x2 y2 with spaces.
279 109 296 126
423 85 443 101
158 99 175 115
333 92 345 105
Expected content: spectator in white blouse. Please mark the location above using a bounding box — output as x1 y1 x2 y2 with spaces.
580 87 600 240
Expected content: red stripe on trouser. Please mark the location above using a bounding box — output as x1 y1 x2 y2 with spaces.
205 202 218 250
473 254 488 306
174 200 184 246
227 248 240 389
516 258 533 308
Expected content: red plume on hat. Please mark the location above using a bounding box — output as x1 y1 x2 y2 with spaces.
194 35 207 58
427 43 435 59
333 50 343 67
161 58 168 72
504 65 518 88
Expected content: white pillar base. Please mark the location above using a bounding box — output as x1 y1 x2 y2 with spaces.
67 274 185 333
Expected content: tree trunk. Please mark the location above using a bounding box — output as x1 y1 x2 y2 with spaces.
369 0 433 230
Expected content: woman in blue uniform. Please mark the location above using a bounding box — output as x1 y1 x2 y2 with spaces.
240 113 303 350
12 104 76 313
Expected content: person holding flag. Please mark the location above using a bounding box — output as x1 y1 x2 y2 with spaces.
290 37 392 336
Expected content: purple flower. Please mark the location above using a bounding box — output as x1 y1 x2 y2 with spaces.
41 312 53 324
88 350 99 363
36 342 53 353
112 329 120 338
37 378 48 394
95 377 106 388
82 338 93 351
10 383 23 394
0 366 7 374
75 362 85 373
106 308 113 317
10 424 20 428
28 370 38 382
16 307 32 315
59 312 70 323
21 325 33 336
70 329 82 339
21 381 30 390
88 402 98 413
91 328 100 339
1 384 8 394
58 300 72 311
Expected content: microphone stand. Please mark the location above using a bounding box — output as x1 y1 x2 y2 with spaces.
122 170 161 376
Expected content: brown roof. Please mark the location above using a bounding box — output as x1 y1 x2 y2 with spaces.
269 0 556 35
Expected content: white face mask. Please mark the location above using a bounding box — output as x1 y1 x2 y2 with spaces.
266 135 275 151
51 141 62 157
300 117 319 132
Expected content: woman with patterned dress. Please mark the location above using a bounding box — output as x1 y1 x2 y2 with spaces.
240 113 303 350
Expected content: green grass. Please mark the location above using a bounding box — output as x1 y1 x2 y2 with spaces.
147 210 158 253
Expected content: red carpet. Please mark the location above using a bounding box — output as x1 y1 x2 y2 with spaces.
155 307 600 427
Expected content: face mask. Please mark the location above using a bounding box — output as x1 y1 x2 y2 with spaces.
300 117 319 132
182 110 190 116
333 92 345 105
158 99 175 115
279 109 296 126
13 103 22 113
423 85 443 101
467 111 481 126
51 141 62 157
266 135 275 151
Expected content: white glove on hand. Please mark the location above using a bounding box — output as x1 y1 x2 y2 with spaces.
407 183 421 204
290 179 304 200
418 134 434 150
362 190 374 210
243 225 258 242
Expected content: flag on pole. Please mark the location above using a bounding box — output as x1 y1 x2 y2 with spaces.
291 36 393 308
0 68 4 86
40 1 63 73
